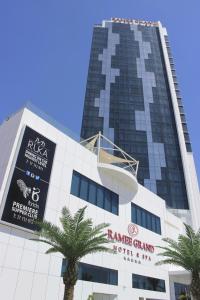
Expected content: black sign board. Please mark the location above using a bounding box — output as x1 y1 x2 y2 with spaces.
2 126 56 231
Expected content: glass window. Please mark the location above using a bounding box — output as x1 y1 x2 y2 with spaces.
78 262 118 285
174 282 191 300
98 268 109 284
104 189 111 212
132 205 137 223
132 274 166 292
151 215 156 232
155 217 161 234
147 213 152 231
80 176 88 201
131 204 161 235
132 276 139 289
109 269 118 285
88 181 97 204
70 172 80 197
111 193 119 215
97 186 104 208
61 259 67 276
141 209 147 228
136 207 142 226
70 170 119 215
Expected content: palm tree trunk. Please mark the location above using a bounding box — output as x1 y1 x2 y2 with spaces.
190 272 200 300
63 284 74 300
63 259 78 300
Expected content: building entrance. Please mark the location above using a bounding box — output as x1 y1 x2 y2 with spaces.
93 293 117 300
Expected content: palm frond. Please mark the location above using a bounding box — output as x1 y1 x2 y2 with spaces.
184 223 195 241
156 223 200 273
73 206 87 233
60 206 72 233
45 247 60 255
32 206 113 263
156 258 186 267
89 223 110 238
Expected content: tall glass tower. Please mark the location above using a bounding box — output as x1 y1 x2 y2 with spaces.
81 18 200 228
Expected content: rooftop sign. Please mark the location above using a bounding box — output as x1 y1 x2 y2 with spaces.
111 17 159 27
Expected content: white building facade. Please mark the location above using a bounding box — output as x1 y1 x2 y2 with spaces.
0 106 193 300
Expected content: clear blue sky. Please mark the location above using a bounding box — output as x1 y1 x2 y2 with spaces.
0 0 199 180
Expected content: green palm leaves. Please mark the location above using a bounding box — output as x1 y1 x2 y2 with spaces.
32 206 113 258
32 206 113 300
156 224 200 300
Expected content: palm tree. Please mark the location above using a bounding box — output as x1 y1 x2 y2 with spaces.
32 206 113 300
156 224 200 300
178 293 188 300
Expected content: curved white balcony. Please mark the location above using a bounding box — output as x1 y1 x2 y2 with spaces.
80 132 139 194
97 162 138 193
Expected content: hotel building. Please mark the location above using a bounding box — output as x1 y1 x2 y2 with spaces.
81 18 200 229
0 104 193 299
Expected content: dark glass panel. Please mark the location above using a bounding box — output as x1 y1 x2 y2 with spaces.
111 193 119 215
70 172 80 197
131 203 161 235
71 170 119 215
88 181 97 204
80 176 89 201
79 262 118 285
132 274 166 292
96 186 104 208
104 189 112 212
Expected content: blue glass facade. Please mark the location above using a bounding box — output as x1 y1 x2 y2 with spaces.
81 20 190 209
